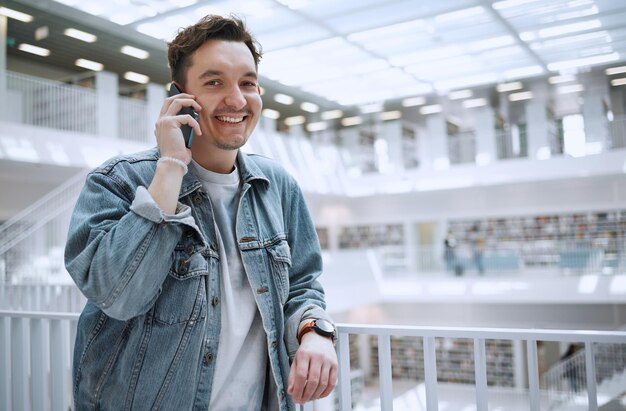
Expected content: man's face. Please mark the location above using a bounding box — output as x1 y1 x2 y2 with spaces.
184 40 262 151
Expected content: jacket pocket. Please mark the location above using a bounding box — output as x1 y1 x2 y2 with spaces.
153 244 215 325
266 239 292 305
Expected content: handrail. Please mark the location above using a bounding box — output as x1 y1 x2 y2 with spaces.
2 310 625 411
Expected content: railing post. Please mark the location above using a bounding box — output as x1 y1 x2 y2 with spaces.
50 319 70 411
31 318 50 410
0 316 11 411
585 342 598 411
423 336 438 411
11 316 30 411
336 332 352 410
473 338 488 411
526 339 540 411
378 335 393 410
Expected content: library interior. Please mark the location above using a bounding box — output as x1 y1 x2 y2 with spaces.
1 0 626 410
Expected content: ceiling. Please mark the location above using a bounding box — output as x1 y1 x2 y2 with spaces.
5 0 626 116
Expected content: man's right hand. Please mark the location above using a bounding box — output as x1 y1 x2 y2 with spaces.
154 92 202 163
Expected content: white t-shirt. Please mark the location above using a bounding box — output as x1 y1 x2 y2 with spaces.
190 160 268 411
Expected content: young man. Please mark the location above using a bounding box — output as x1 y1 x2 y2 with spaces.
65 15 337 410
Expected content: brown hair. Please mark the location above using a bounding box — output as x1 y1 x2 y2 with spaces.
167 15 262 87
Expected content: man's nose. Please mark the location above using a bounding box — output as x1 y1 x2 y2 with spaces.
224 86 246 109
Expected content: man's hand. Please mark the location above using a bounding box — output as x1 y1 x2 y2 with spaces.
287 333 338 404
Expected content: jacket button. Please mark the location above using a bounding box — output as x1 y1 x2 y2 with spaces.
186 245 194 254
212 296 219 306
271 340 278 348
203 352 213 364
179 259 187 274
193 194 203 205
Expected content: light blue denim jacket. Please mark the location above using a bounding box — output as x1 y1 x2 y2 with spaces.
65 148 331 410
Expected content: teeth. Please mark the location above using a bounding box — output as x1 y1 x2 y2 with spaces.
217 116 244 123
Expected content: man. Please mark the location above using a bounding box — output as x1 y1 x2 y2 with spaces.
65 15 337 410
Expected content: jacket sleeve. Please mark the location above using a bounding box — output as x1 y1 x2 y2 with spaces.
282 178 333 357
64 171 200 320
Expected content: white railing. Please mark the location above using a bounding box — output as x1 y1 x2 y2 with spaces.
118 95 150 143
610 115 626 149
4 71 97 134
2 310 625 411
495 128 527 159
0 284 85 312
448 131 476 165
0 171 86 284
541 343 626 409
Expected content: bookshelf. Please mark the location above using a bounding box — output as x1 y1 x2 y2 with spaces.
367 336 516 387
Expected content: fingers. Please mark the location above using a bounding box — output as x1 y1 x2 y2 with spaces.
160 93 202 116
287 336 338 405
288 354 309 404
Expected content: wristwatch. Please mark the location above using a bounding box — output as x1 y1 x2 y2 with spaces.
297 319 336 344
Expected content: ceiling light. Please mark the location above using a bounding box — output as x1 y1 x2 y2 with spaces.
262 108 280 119
548 74 576 84
611 78 626 87
64 28 97 43
121 45 149 59
448 89 473 100
341 116 362 127
273 93 294 105
538 19 601 39
35 26 49 41
420 104 443 115
321 109 343 120
496 81 523 92
124 71 150 84
360 103 383 113
18 43 50 57
75 58 103 71
401 96 426 107
504 65 543 79
306 121 327 132
606 66 626 75
547 52 619 71
300 102 319 113
492 0 539 10
557 84 584 94
508 91 533 101
0 7 33 22
468 35 515 52
381 111 402 121
462 98 488 108
284 115 306 126
435 6 484 23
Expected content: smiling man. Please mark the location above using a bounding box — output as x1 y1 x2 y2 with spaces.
65 15 337 410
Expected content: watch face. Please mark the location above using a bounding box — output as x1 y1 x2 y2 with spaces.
314 319 335 334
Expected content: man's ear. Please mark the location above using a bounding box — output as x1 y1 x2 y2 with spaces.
257 84 262 95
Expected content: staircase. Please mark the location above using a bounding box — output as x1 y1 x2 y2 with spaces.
0 170 87 283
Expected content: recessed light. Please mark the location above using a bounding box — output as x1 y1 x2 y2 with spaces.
496 81 523 93
0 7 33 22
75 58 103 71
401 96 426 107
18 43 50 57
262 108 280 119
273 93 294 105
508 91 533 101
64 28 97 43
321 110 343 120
341 116 362 126
300 102 319 113
284 115 306 126
124 71 150 84
121 45 149 60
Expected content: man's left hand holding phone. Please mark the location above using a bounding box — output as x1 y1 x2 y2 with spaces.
149 83 202 214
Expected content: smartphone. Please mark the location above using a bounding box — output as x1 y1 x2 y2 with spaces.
168 83 198 148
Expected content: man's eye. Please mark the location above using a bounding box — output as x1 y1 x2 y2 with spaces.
206 80 220 86
242 81 257 87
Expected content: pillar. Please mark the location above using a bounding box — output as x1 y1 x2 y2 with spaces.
145 83 166 144
95 71 118 138
423 113 448 170
473 106 497 165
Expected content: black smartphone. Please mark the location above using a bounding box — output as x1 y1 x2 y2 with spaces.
168 83 198 148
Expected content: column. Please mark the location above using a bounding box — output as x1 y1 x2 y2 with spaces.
379 119 404 173
95 71 118 138
145 83 166 144
0 16 7 122
473 106 497 165
524 101 551 160
582 78 610 153
423 113 448 170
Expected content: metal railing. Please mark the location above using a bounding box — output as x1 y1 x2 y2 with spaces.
541 343 626 409
610 115 626 149
4 71 97 134
495 128 528 159
448 131 476 165
0 171 86 284
2 311 625 411
118 95 150 143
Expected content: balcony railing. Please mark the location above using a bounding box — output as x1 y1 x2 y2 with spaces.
2 310 625 411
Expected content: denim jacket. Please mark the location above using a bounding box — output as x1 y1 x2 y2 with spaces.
65 148 330 410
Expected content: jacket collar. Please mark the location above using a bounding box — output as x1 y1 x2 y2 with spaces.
176 149 270 199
